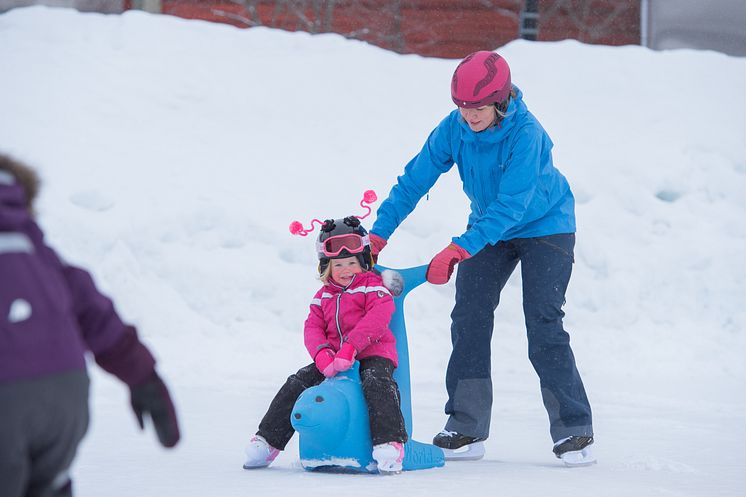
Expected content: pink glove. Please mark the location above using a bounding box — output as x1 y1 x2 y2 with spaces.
369 233 388 262
333 343 357 372
314 349 336 378
426 243 471 285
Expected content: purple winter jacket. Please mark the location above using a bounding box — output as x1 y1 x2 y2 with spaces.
0 173 154 384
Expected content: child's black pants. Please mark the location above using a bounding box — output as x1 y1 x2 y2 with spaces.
257 356 407 448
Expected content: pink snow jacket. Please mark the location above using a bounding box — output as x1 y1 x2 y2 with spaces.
304 271 397 367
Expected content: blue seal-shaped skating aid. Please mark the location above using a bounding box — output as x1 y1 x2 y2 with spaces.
290 265 445 473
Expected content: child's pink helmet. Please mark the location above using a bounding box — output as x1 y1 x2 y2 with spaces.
451 51 512 108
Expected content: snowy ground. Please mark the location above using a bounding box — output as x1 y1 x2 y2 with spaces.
1 6 745 497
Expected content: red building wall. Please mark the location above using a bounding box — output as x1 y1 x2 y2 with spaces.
538 0 640 46
147 1 640 58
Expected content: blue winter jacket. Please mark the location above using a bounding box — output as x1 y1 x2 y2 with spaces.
371 86 575 256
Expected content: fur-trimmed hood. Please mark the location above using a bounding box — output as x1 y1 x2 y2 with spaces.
0 153 39 211
0 154 39 229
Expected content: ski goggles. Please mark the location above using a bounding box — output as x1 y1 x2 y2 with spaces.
317 233 369 257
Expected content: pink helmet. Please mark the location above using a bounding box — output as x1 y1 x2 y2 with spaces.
451 51 512 108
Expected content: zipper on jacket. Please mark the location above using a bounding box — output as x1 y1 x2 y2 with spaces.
479 140 507 215
480 163 490 214
334 293 344 346
470 166 484 216
332 273 356 347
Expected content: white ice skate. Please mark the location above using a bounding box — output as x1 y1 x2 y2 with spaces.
243 435 280 469
372 442 404 474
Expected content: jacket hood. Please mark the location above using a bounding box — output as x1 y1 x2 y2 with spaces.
0 175 32 230
457 85 527 144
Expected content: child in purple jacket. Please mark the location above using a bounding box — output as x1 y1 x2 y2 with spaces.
243 215 408 474
0 154 180 497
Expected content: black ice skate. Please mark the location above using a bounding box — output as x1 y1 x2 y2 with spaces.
552 435 596 467
432 430 485 461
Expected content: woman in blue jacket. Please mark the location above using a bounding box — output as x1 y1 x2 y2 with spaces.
369 51 594 466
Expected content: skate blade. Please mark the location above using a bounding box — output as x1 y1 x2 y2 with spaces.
378 468 402 475
560 446 597 467
441 441 485 461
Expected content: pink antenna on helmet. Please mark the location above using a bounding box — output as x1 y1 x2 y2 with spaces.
356 190 377 220
289 218 324 237
289 190 378 236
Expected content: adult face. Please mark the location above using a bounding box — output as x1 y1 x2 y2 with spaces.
458 105 496 132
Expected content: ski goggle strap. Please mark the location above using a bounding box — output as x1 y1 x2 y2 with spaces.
317 233 370 257
289 190 377 236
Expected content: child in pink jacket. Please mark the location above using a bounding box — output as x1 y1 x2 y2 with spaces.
243 216 407 473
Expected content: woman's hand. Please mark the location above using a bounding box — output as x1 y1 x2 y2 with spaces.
426 243 471 284
369 233 388 263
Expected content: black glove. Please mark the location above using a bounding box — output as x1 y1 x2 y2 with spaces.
130 372 181 448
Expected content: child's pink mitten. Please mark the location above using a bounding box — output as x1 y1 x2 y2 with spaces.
314 349 336 378
333 343 357 372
